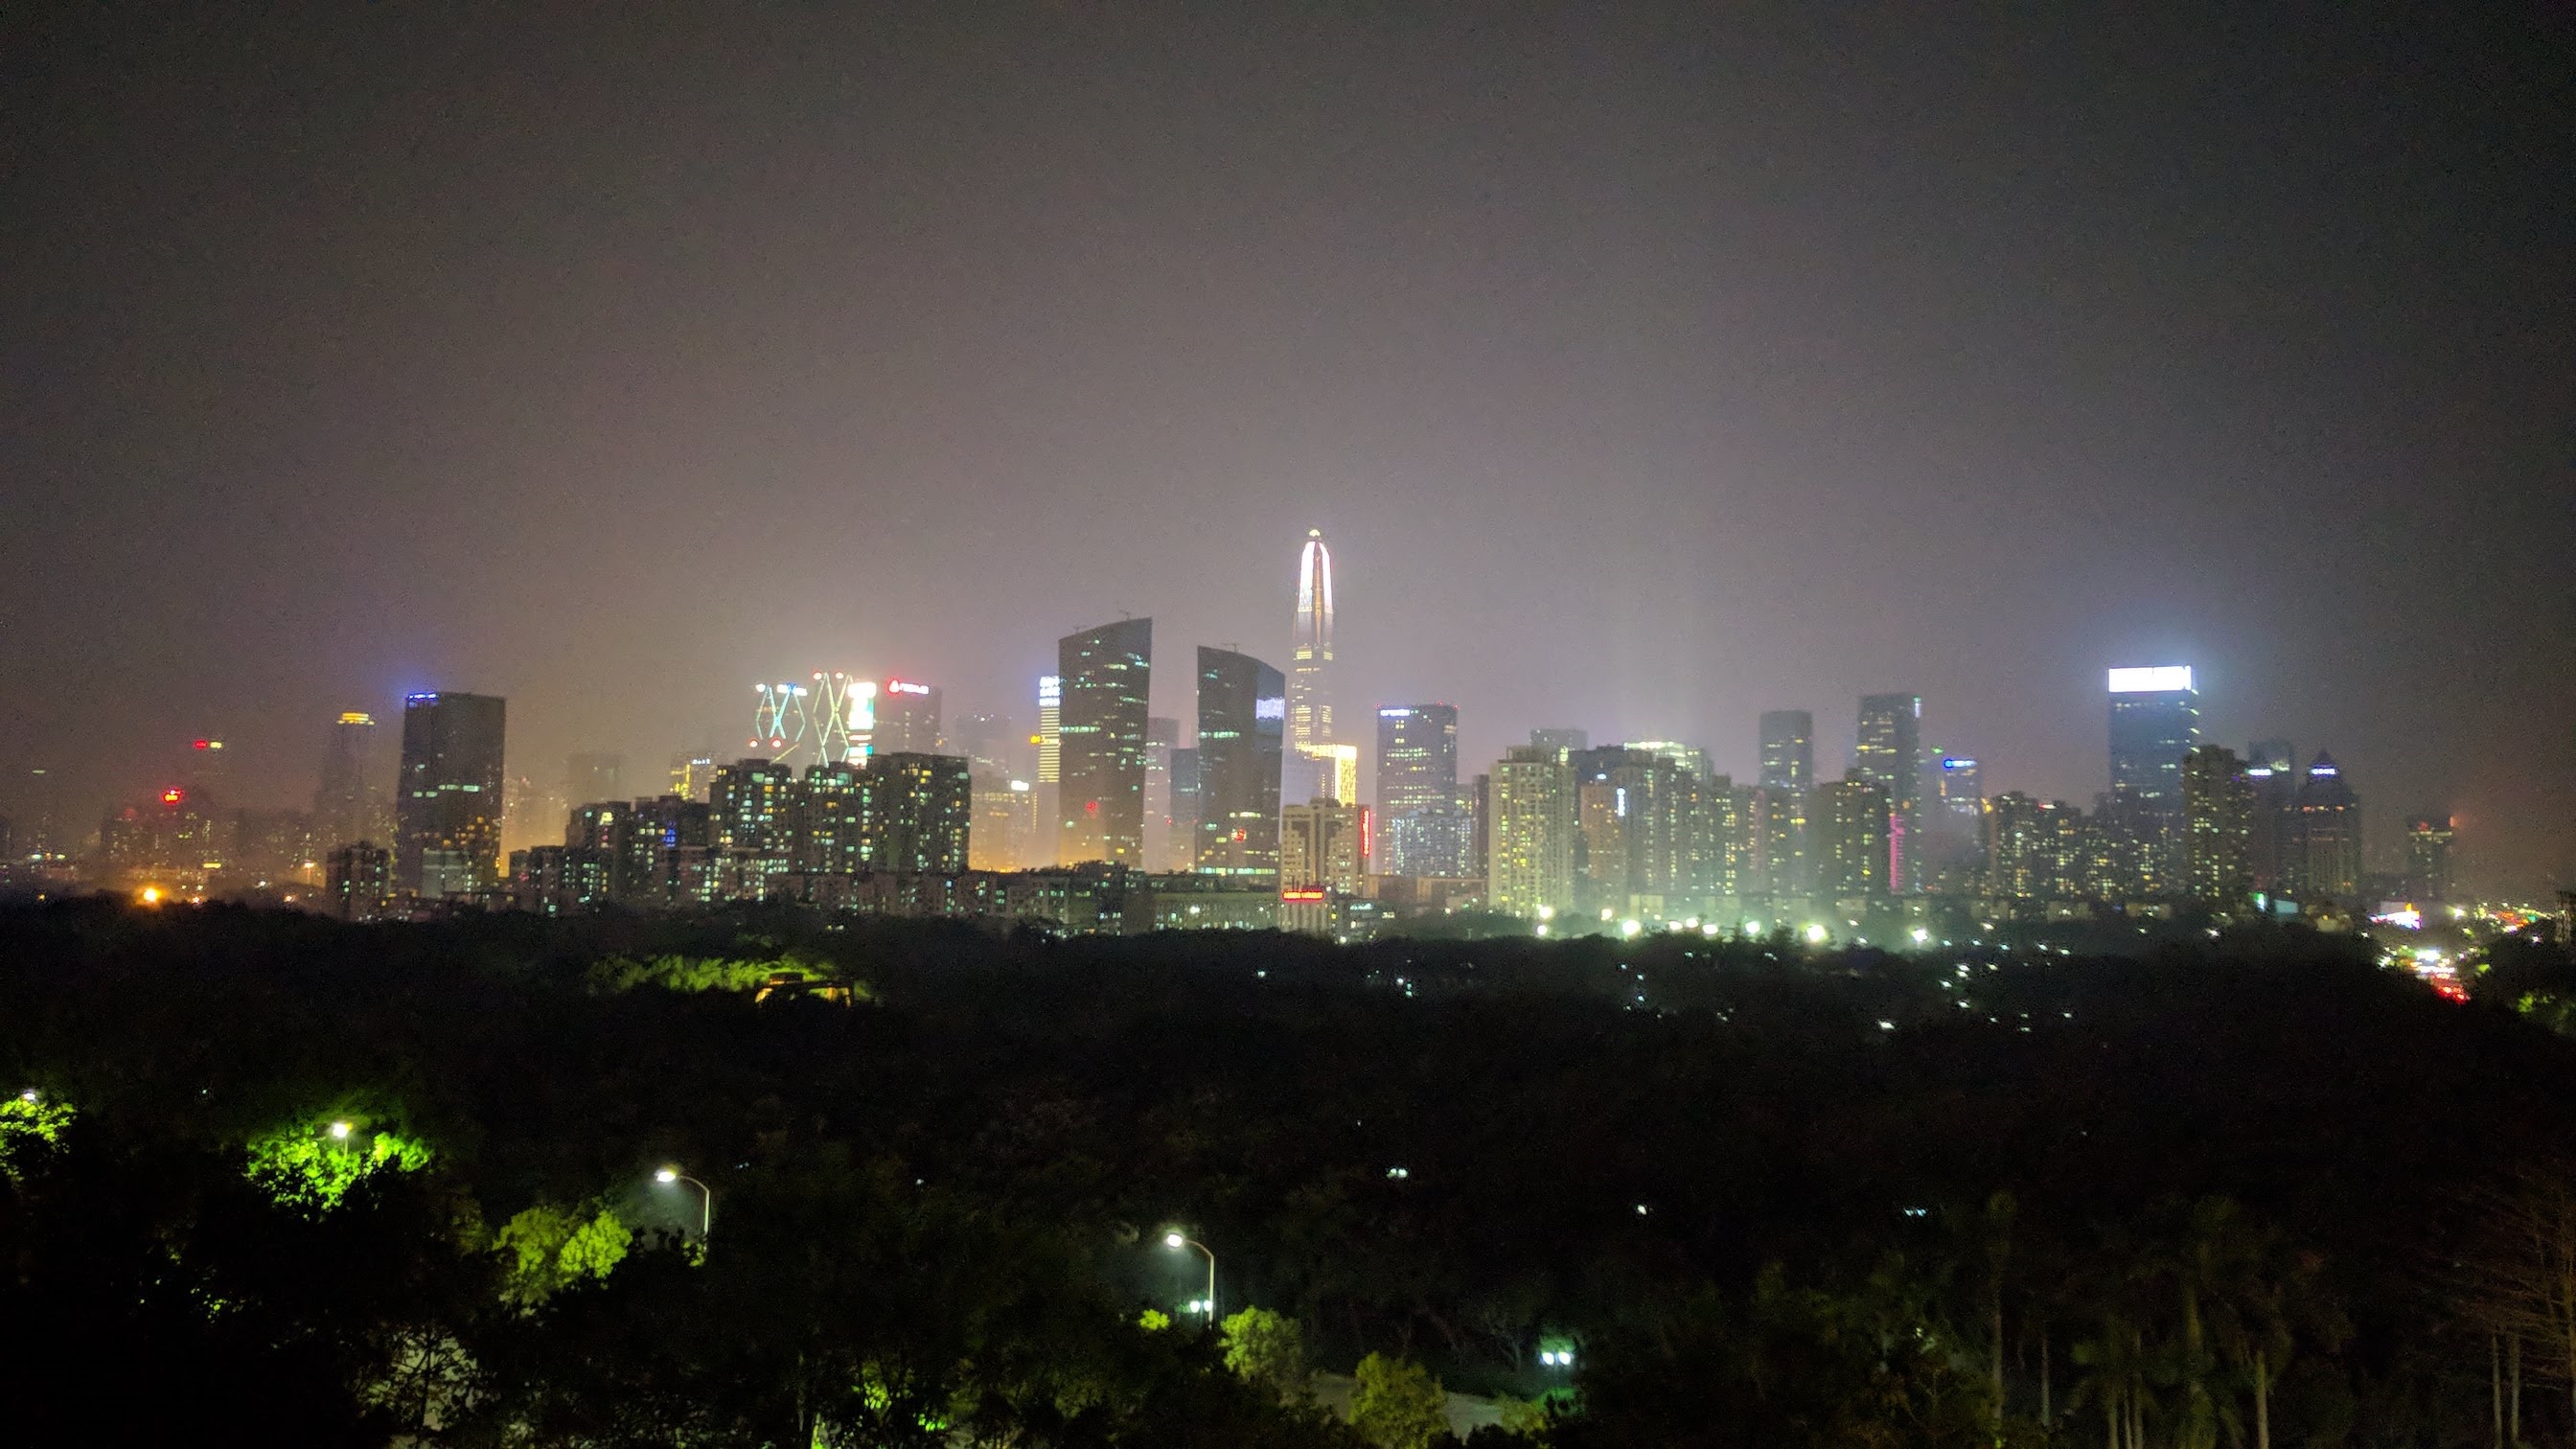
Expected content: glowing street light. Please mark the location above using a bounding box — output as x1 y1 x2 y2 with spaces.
328 1120 353 1139
656 1165 713 1237
1163 1230 1216 1319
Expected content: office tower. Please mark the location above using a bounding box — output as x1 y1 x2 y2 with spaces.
1281 799 1370 893
1759 710 1813 793
1487 746 1574 919
1311 743 1360 804
1289 529 1336 776
1032 675 1062 866
2180 746 2253 910
1166 747 1203 873
1194 645 1284 880
314 711 383 849
876 678 943 755
1933 756 1981 821
2289 750 2361 900
668 750 720 802
1144 716 1179 869
1853 693 1922 892
1057 618 1152 866
1529 728 1588 760
2105 666 2200 892
874 752 971 874
1376 704 1462 878
1815 773 1891 901
2406 816 2455 902
565 752 624 807
2243 739 2297 892
394 692 506 897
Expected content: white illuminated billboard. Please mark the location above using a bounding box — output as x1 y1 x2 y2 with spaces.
2106 665 2194 694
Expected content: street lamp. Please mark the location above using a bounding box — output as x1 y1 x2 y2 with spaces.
1163 1231 1215 1320
328 1120 353 1140
656 1165 713 1237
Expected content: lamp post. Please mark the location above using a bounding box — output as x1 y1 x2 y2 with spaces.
656 1166 713 1237
1163 1231 1215 1320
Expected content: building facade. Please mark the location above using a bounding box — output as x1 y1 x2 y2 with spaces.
2180 745 2253 911
394 692 507 897
2106 666 2200 894
1057 619 1153 866
1853 693 1922 892
1376 704 1462 878
1487 746 1574 920
1194 645 1284 881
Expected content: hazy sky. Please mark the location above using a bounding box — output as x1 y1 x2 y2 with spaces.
4 4 2569 891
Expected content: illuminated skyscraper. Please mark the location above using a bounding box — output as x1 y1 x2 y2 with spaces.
1057 618 1152 866
1194 646 1284 879
1281 799 1369 893
2106 665 2200 892
1935 756 1981 823
1289 529 1335 795
876 679 943 754
2244 738 2297 892
1376 704 1462 877
1032 675 1062 867
1487 746 1575 920
873 752 971 874
1755 710 1813 897
394 691 506 897
1816 772 1890 901
1853 693 1921 892
2406 815 2455 901
314 711 385 849
2289 750 2361 900
2180 745 2253 910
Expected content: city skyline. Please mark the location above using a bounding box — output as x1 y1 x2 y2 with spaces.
3 8 2566 894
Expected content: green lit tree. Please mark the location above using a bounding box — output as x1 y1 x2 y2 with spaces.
1349 1352 1448 1449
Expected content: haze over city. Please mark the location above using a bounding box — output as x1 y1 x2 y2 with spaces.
4 3 2568 896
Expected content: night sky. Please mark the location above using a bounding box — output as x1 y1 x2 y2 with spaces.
4 4 2568 892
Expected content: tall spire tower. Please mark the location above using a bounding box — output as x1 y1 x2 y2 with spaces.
1289 528 1336 797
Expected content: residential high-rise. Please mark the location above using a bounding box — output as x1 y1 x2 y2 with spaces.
1281 798 1369 894
1376 704 1462 878
1815 773 1891 902
873 752 971 873
2180 746 2253 911
314 710 384 849
1193 646 1284 880
1984 793 2086 913
1756 710 1814 897
1853 693 1922 892
1467 771 1491 885
2289 750 2362 900
2106 666 2200 892
1487 746 1575 920
394 692 507 897
1288 529 1336 793
876 679 943 755
2406 816 2455 902
1056 618 1153 867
